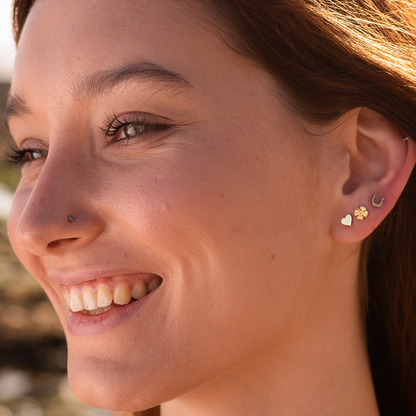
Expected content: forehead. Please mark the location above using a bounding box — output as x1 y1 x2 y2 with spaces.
12 0 236 99
9 0 289 142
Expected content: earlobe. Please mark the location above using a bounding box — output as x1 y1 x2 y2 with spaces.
331 108 416 244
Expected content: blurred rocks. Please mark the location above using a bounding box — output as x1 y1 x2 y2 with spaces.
16 401 43 416
0 370 31 401
0 405 12 416
0 84 20 191
0 219 66 374
0 185 13 220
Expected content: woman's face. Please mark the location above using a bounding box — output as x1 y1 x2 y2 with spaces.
7 0 336 410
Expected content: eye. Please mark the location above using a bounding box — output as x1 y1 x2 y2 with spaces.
27 149 48 160
101 113 173 145
119 123 149 141
5 145 49 168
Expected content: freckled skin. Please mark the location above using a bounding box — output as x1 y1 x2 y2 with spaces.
7 0 380 415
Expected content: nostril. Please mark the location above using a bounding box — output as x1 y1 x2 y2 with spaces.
47 237 79 249
13 204 105 256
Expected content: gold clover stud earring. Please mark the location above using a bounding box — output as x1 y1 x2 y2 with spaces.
354 206 369 221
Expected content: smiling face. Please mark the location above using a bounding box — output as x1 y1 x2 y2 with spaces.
7 0 338 411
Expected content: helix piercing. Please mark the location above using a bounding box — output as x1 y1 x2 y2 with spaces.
354 206 368 221
68 215 75 222
371 195 384 208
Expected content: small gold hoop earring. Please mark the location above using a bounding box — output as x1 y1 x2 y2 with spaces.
371 195 384 208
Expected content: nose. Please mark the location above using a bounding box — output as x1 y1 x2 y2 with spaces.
11 155 105 257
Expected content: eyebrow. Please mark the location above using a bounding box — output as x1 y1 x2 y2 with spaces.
4 62 193 129
72 62 193 100
4 94 32 130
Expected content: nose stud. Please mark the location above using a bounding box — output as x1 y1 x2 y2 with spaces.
68 215 75 222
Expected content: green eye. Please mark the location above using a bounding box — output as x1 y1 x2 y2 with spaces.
102 114 173 145
28 149 48 160
124 124 147 137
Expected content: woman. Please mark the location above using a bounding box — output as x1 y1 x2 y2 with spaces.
5 0 416 415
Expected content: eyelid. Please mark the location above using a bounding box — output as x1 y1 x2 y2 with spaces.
20 138 49 150
100 111 176 147
5 145 48 168
101 112 174 135
4 138 49 167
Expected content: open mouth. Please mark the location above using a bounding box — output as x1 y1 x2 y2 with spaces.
63 275 162 316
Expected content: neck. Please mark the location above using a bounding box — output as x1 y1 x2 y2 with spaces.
161 246 379 416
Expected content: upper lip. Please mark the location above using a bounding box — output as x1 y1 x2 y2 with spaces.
48 267 154 286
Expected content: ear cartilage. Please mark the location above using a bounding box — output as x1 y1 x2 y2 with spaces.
371 195 384 208
354 206 368 221
341 214 353 227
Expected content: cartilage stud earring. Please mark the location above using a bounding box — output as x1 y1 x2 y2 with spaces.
371 195 384 208
354 206 368 221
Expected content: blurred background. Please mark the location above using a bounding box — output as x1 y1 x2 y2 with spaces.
0 1 111 415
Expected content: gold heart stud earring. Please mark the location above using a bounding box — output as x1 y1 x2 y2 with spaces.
341 214 353 227
354 206 369 221
371 195 384 208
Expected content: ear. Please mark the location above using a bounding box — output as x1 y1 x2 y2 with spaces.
331 108 416 244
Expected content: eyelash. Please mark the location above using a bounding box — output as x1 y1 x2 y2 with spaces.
102 113 172 145
4 145 48 168
5 113 172 168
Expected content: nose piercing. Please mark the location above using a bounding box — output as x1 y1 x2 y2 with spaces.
68 215 75 222
371 195 384 208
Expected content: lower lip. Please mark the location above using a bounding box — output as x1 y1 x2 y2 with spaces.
67 292 154 336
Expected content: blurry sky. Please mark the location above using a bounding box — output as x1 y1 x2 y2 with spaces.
0 0 15 82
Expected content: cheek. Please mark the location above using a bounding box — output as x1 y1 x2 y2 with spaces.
109 138 307 324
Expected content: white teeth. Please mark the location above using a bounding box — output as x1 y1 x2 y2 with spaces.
148 277 162 292
64 277 162 312
97 284 113 308
82 287 98 311
69 288 85 312
113 283 132 305
132 282 147 300
81 305 115 316
63 291 70 309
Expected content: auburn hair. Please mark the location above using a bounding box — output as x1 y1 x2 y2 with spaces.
11 0 416 414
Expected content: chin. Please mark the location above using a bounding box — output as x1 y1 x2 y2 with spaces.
66 342 197 412
67 356 161 411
